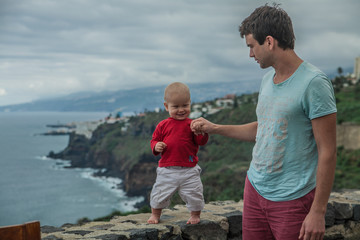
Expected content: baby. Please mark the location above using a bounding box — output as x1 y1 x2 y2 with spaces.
148 82 208 224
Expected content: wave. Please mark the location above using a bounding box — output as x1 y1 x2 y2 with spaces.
36 155 72 169
36 155 144 212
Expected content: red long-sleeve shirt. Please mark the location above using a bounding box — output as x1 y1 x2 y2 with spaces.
150 117 208 167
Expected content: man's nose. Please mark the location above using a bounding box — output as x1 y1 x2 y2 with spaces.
249 49 254 58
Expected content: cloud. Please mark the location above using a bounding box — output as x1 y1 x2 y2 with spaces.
0 0 359 106
0 88 7 96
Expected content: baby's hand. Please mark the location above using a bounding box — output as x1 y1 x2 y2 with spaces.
155 142 167 153
191 117 208 135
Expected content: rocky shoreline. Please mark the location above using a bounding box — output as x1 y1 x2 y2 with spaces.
47 130 156 208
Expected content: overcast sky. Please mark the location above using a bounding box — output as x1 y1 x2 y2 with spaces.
0 0 359 106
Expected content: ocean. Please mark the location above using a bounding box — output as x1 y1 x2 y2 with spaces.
0 112 143 227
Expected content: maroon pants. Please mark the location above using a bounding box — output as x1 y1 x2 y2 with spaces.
242 176 315 240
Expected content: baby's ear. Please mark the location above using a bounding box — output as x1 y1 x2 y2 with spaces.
164 102 169 111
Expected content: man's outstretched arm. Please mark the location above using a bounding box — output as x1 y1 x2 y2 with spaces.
191 117 257 142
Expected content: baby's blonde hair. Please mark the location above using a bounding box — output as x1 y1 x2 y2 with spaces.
164 82 190 103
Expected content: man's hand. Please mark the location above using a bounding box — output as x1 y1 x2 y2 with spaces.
154 142 167 153
190 117 216 135
299 210 325 240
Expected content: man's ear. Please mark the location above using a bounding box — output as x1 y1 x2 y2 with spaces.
265 36 275 50
164 102 169 111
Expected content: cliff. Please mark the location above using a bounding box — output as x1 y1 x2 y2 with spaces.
41 190 360 240
47 117 162 204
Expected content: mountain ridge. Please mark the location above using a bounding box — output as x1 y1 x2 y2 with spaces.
0 80 261 113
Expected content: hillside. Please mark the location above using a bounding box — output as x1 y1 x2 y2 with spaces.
48 85 360 209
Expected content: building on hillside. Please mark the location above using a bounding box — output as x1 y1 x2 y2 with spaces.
192 104 203 112
189 111 202 119
224 94 236 99
190 101 223 118
215 94 236 108
215 98 234 108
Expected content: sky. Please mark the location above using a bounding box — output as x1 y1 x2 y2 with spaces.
0 0 359 106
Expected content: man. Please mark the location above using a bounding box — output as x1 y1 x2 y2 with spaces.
191 4 337 240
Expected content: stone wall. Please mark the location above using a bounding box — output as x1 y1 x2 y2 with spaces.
41 190 360 240
337 123 360 150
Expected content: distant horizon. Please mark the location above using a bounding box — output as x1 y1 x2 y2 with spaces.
0 78 262 108
0 79 262 113
0 64 354 108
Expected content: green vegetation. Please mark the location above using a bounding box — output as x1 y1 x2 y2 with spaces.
335 85 360 124
334 147 360 190
332 67 360 124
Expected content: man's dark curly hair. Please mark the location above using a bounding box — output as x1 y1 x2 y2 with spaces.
239 3 295 50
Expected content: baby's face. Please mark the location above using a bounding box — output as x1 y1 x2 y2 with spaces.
164 94 191 120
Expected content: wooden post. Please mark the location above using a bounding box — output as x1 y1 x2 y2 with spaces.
0 221 40 240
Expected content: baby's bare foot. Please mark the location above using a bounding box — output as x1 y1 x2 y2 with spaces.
147 214 160 224
147 208 162 224
187 211 201 224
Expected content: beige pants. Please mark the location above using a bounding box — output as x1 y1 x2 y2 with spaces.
150 164 205 211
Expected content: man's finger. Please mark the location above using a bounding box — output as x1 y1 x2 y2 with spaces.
298 225 305 239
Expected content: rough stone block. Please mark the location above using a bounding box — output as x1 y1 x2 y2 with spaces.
180 220 228 240
42 235 64 240
41 225 65 234
221 211 242 239
64 230 93 236
333 201 353 220
323 233 345 240
90 224 115 230
128 228 159 240
325 203 335 227
159 225 182 240
94 233 128 240
352 203 360 221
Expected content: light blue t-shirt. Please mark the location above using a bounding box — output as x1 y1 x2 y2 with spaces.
247 61 337 201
